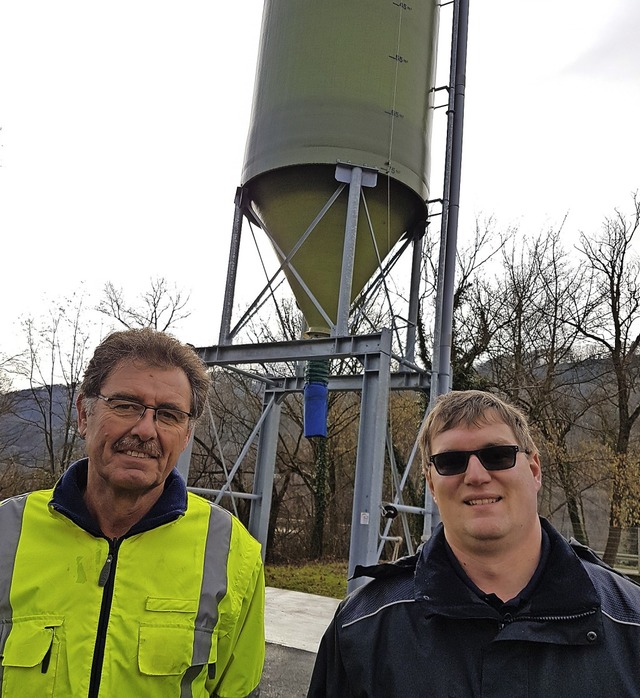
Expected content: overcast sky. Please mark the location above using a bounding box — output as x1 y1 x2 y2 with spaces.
1 0 639 368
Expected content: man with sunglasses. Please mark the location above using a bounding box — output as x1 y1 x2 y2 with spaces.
308 390 640 697
0 328 264 697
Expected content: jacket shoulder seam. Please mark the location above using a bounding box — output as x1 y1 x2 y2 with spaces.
341 597 416 628
581 558 640 625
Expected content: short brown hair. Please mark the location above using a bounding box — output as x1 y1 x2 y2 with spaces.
80 328 210 421
418 390 537 467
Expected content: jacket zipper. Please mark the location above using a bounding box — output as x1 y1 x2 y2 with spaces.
499 608 597 630
88 538 121 698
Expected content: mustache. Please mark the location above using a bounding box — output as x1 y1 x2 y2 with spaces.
113 436 162 458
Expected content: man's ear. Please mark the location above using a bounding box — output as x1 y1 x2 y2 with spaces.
424 463 436 499
529 451 542 492
181 426 194 453
77 394 88 438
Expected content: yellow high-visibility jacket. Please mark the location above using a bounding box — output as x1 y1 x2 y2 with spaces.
0 460 265 697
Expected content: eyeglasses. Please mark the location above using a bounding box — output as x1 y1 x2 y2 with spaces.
96 395 192 428
429 445 529 476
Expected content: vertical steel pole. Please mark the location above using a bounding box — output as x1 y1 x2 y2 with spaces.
176 431 195 483
405 236 424 364
425 0 470 538
429 0 469 405
248 389 282 560
219 188 244 345
347 329 392 593
440 0 469 396
335 166 363 337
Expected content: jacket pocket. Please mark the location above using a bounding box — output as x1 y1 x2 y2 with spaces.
1 616 64 698
145 597 199 614
138 624 217 677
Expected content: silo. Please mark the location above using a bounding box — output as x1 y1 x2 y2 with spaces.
242 0 440 336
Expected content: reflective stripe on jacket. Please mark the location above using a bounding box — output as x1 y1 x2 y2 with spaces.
0 466 264 697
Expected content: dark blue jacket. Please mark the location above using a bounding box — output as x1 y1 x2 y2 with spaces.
308 519 640 697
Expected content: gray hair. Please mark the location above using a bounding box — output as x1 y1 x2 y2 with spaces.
80 328 210 421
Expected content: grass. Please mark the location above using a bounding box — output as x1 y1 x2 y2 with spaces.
265 560 348 599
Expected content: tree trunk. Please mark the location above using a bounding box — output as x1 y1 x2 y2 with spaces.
310 438 327 559
603 454 630 566
603 525 622 567
557 458 589 545
265 471 292 564
566 497 588 546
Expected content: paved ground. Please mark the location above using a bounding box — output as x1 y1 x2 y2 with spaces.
261 587 341 697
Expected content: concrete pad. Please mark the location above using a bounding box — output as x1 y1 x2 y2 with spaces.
265 587 341 653
261 644 317 698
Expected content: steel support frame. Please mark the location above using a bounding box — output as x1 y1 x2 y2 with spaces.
335 165 363 336
347 334 392 592
202 0 470 583
247 388 282 549
196 330 425 578
220 163 379 344
219 188 244 346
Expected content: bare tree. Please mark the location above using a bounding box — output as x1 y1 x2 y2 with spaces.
97 277 191 331
7 295 91 482
0 360 26 496
0 358 14 419
416 217 509 388
566 194 640 563
478 228 600 542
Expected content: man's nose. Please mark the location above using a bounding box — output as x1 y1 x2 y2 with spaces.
131 408 158 439
464 454 491 483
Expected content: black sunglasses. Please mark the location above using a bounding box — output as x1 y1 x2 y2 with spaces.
429 445 530 476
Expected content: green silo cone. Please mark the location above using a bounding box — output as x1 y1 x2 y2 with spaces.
242 0 440 336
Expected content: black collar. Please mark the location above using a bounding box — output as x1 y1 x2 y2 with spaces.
444 526 551 611
414 519 600 617
49 458 188 540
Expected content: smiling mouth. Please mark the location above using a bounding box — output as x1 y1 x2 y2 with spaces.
123 450 154 459
465 497 502 506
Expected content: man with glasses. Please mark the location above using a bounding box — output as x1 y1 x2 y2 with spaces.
308 390 640 697
0 328 264 697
